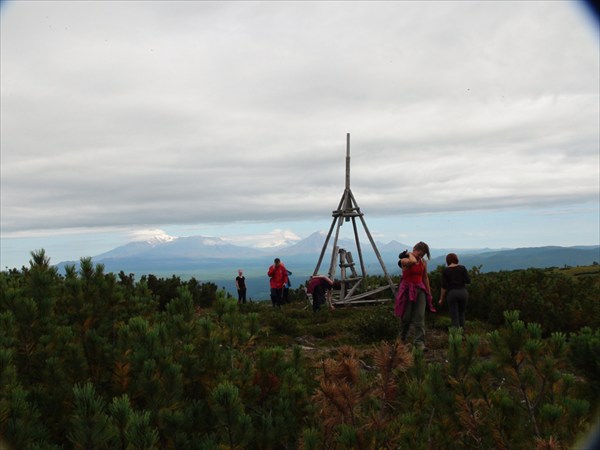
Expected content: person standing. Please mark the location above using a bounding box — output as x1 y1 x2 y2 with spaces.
235 269 247 304
438 253 471 329
282 269 293 304
395 241 436 351
267 258 289 307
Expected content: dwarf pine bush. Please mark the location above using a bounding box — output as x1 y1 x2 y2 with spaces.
0 253 597 449
352 303 398 343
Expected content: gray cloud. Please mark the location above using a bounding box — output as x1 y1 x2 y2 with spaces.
1 1 598 237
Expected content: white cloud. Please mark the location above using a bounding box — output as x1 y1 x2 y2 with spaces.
221 229 301 248
0 1 598 257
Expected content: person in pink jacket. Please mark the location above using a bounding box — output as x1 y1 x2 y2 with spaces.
395 241 436 351
268 258 289 307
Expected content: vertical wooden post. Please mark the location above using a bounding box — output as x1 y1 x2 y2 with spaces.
345 133 350 190
351 216 367 277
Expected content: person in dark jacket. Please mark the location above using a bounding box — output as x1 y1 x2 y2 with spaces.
282 269 292 304
438 253 471 329
235 269 247 304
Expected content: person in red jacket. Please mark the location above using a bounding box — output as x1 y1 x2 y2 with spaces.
268 258 289 307
394 241 436 351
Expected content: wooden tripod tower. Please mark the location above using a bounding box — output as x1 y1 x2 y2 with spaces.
313 133 396 305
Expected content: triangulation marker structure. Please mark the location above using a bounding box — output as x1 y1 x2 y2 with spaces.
312 133 396 306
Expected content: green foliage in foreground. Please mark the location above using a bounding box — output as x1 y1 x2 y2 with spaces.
0 250 598 449
426 264 600 334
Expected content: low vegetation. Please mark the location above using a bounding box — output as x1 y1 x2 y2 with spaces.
1 250 598 449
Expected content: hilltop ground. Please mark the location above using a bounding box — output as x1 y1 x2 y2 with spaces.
222 297 493 368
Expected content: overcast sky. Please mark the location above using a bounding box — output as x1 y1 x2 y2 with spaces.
1 1 599 269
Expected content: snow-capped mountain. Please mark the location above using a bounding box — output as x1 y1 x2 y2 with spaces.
91 230 408 261
93 235 263 260
128 229 176 245
54 229 600 283
94 230 178 259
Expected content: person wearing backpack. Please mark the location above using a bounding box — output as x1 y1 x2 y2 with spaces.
267 258 289 307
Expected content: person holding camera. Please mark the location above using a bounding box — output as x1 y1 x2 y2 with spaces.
395 241 436 351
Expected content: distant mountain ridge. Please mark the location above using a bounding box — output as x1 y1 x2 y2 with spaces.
85 231 408 263
95 235 263 260
53 233 599 300
429 246 600 272
56 231 599 278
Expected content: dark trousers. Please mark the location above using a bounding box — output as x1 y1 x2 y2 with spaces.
447 288 468 328
237 288 246 304
312 286 327 312
270 288 283 307
400 290 426 348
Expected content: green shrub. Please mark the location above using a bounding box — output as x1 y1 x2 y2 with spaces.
569 327 600 399
1 256 597 450
466 268 600 334
305 321 339 339
265 311 300 336
352 304 398 343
